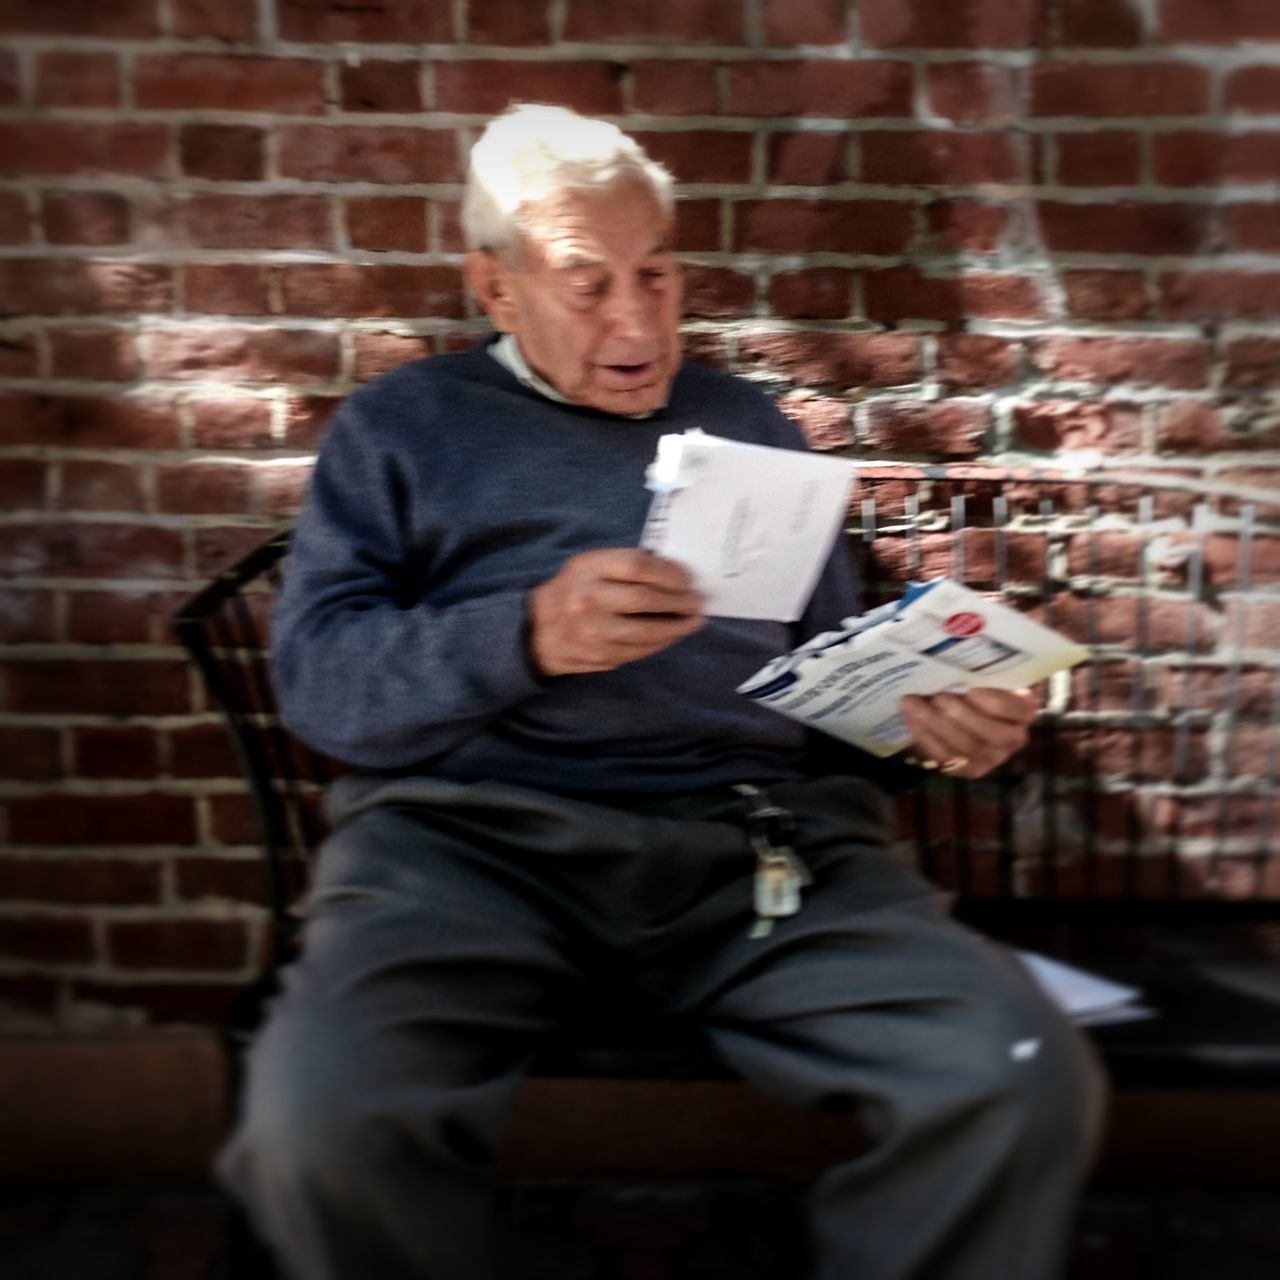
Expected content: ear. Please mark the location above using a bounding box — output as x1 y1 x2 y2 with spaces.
464 250 518 332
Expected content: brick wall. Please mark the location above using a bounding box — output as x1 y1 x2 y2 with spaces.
1 0 1277 1030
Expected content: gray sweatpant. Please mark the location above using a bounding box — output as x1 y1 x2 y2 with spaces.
217 774 1106 1280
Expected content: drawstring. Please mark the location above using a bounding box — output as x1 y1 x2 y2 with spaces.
734 784 812 939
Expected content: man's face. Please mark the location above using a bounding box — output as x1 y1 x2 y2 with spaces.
468 177 683 416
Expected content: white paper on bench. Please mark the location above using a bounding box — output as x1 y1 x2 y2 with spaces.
1016 949 1154 1026
640 431 855 622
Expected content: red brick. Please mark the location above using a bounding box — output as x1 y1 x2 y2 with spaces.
763 0 848 44
151 194 332 251
1054 131 1142 186
276 0 451 42
10 794 197 846
1031 63 1210 117
1159 271 1280 320
0 395 179 448
191 398 274 449
632 131 752 185
864 401 988 458
179 124 265 182
352 333 434 382
861 0 1044 47
563 0 743 41
0 259 172 316
768 268 852 320
277 264 464 319
0 191 29 244
1226 66 1280 113
41 192 129 247
632 62 718 115
183 264 273 316
1037 201 1210 255
736 333 919 387
1013 401 1145 453
340 60 423 112
0 917 94 965
155 462 252 515
0 123 168 177
767 133 849 185
1224 203 1280 252
864 268 1045 323
171 0 257 41
48 329 140 381
1161 0 1280 42
194 526 276 578
1063 270 1148 320
258 462 311 517
434 200 464 253
435 61 624 116
926 62 1019 125
681 266 755 319
346 197 429 253
71 727 161 780
0 522 184 581
64 590 169 644
168 724 239 779
175 857 272 905
725 60 913 117
1225 337 1280 389
1205 532 1280 584
0 50 16 108
0 0 159 37
0 590 56 643
1152 132 1280 186
134 54 325 113
0 332 38 376
1060 0 1145 45
35 51 119 107
675 198 720 252
1157 401 1280 453
147 328 341 385
935 335 1020 391
59 459 146 512
4 658 191 718
735 199 914 254
1030 337 1210 389
107 919 246 968
466 0 550 43
776 392 853 450
0 728 61 780
921 201 1009 253
283 395 341 449
278 125 460 184
862 131 1024 185
0 458 45 509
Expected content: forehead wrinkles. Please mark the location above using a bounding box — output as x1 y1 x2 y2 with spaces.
520 184 669 270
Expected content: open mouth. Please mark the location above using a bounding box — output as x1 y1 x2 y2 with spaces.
601 360 657 384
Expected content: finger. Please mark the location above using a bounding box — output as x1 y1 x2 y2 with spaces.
581 548 698 594
593 580 704 620
901 696 980 766
964 686 1038 726
597 610 706 651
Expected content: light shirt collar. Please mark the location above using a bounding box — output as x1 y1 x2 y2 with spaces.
489 333 659 420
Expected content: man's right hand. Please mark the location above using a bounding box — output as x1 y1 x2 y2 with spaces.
528 549 706 676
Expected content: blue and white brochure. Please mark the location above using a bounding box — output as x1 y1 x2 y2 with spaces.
738 577 1089 757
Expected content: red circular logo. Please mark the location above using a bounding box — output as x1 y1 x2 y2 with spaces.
944 611 984 637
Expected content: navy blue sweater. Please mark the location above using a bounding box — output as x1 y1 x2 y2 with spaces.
273 338 862 794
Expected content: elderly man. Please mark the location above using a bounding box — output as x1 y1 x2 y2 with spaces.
218 105 1104 1280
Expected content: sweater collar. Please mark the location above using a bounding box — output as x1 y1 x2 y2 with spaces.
488 333 659 420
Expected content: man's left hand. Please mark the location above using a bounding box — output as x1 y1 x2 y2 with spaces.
899 688 1037 779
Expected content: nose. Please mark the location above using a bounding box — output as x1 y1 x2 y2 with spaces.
602 278 656 343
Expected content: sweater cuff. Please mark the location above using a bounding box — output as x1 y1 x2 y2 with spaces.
444 588 549 707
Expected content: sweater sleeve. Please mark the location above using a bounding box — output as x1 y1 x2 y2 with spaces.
271 396 546 769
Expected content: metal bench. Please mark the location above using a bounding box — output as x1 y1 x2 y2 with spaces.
173 465 1280 1272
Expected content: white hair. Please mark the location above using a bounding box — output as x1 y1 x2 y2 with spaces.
462 104 675 257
